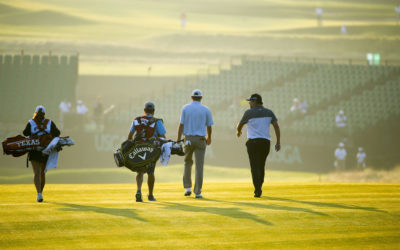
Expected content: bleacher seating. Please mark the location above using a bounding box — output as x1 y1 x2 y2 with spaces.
106 58 399 137
193 59 399 135
148 59 308 126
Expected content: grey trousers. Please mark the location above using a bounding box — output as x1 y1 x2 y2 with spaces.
183 136 206 195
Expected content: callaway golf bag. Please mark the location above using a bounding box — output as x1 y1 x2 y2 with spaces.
114 138 184 172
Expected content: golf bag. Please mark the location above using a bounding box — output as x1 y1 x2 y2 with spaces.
114 138 162 173
114 138 184 172
2 134 53 157
2 134 75 157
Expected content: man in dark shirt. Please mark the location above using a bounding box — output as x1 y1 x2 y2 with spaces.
236 94 281 198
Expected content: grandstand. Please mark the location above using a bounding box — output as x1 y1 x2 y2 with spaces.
0 53 78 124
140 57 400 138
89 56 400 151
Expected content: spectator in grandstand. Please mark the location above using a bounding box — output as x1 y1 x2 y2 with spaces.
335 110 347 139
128 102 166 202
59 99 71 130
181 11 187 29
236 93 281 198
334 142 347 171
300 100 308 114
23 105 61 202
290 98 307 116
93 96 104 130
290 98 301 113
315 7 323 27
76 100 88 115
341 24 347 35
356 147 367 170
177 89 213 199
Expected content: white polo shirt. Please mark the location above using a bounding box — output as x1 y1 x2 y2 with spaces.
180 101 214 136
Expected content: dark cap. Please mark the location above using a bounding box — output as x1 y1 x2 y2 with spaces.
246 93 263 104
144 102 155 110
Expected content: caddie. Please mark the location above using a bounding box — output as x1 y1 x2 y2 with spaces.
127 102 166 202
23 105 60 202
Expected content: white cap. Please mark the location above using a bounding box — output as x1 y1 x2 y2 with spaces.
35 105 45 113
358 147 363 152
339 110 344 115
191 89 202 97
77 100 83 104
339 142 344 147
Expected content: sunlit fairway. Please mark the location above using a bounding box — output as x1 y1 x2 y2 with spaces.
0 183 399 249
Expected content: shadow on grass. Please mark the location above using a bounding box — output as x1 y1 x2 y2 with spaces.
53 202 148 222
203 198 329 216
263 196 387 213
236 201 329 216
160 201 273 226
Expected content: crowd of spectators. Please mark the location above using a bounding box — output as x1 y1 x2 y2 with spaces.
58 96 106 132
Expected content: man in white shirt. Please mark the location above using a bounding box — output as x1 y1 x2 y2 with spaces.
335 110 347 139
177 89 213 198
76 100 88 115
356 147 366 170
334 142 347 171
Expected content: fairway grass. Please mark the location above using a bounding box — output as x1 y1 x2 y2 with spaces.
0 183 399 249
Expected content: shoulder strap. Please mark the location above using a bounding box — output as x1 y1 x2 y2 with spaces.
43 119 50 128
31 119 50 136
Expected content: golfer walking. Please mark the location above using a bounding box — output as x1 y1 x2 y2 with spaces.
177 89 213 198
236 94 281 198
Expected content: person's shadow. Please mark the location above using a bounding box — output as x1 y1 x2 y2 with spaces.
159 201 273 226
53 202 148 222
200 198 329 217
52 195 386 226
262 196 387 213
199 196 386 217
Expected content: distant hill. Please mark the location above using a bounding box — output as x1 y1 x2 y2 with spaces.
0 3 22 15
269 25 400 37
0 9 94 26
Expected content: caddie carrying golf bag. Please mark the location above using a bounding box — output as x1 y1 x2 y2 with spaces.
114 115 164 172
